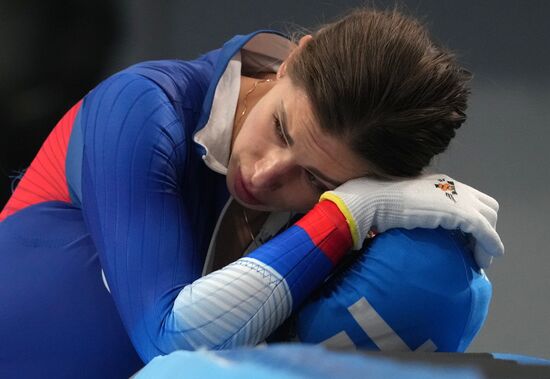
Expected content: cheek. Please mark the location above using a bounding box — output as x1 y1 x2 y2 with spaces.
277 183 319 213
233 117 274 167
234 124 263 155
225 159 237 196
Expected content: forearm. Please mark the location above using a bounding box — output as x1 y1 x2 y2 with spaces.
164 200 352 351
79 66 353 360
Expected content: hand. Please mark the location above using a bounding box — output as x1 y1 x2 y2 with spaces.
320 174 504 268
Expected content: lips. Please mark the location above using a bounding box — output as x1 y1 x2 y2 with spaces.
234 169 262 205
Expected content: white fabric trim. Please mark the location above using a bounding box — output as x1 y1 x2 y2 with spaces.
348 297 411 352
201 197 234 276
193 56 241 174
101 269 111 293
415 339 438 352
320 331 356 349
319 297 439 352
168 257 292 350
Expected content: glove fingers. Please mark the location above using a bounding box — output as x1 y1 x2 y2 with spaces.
468 215 505 260
477 201 498 228
458 182 500 211
474 247 494 269
477 191 499 212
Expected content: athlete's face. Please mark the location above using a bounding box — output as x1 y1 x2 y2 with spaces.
226 75 370 213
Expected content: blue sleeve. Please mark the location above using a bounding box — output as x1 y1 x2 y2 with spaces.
80 69 198 360
295 228 492 352
78 66 350 362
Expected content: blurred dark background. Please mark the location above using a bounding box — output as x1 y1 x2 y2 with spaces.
0 0 118 196
1 0 549 358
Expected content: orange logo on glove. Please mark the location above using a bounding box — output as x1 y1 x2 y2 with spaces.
435 178 457 203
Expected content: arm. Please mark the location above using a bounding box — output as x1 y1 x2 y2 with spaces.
295 228 492 352
79 67 352 362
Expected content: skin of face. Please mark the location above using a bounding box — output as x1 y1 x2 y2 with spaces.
226 36 370 213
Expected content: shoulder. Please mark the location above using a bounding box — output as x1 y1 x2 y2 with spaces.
110 58 217 112
296 228 492 352
368 228 476 274
80 56 221 136
354 228 491 302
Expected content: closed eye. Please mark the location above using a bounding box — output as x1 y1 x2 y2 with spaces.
274 115 289 146
274 113 328 193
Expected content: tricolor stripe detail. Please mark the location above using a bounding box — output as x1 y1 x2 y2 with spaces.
245 200 352 310
319 192 360 250
295 200 352 265
247 225 333 309
0 100 82 221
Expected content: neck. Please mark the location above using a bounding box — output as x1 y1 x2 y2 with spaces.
231 74 277 149
240 202 270 246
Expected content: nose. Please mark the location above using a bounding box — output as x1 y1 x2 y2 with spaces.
251 151 297 191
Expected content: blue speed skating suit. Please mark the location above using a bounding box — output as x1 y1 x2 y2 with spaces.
0 30 491 378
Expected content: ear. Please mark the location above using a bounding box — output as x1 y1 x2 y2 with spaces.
277 34 313 79
298 34 313 48
276 61 287 79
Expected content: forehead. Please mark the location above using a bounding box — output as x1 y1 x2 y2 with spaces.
277 79 370 184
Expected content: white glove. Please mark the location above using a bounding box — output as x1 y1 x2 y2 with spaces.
320 174 504 269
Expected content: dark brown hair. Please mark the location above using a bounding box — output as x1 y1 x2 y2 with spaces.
288 7 472 178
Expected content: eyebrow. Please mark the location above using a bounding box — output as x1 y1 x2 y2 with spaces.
279 100 343 189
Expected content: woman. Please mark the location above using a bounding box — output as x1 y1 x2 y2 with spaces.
0 8 503 378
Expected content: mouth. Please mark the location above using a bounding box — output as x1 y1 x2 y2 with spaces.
234 169 262 206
